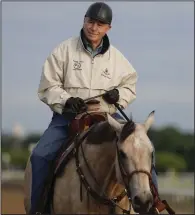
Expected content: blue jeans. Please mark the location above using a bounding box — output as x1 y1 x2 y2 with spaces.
30 112 72 213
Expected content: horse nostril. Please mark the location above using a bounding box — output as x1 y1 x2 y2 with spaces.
133 195 142 206
133 192 153 207
145 198 152 207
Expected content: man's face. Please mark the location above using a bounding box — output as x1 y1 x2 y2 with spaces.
83 17 111 44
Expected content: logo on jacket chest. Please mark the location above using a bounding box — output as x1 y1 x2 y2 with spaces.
101 68 111 79
73 60 83 71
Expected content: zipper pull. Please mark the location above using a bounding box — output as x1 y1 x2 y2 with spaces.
91 58 94 64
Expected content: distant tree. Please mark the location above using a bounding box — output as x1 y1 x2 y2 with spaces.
156 151 187 172
1 133 19 150
149 126 184 151
9 148 30 169
21 133 42 148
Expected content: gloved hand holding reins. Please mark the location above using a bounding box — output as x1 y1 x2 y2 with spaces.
63 97 88 114
102 89 119 104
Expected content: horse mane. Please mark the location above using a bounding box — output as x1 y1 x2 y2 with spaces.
120 119 136 142
86 121 117 144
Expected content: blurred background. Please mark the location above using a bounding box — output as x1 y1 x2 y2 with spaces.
2 1 194 214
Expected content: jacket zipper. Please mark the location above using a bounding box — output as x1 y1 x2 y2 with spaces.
82 48 94 98
79 39 97 98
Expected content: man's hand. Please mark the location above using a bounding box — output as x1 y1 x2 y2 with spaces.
103 89 119 104
63 97 87 114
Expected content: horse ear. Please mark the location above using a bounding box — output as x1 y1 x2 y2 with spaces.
144 110 155 132
107 114 123 133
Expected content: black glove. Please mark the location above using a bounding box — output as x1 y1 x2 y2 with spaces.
63 97 87 114
103 89 119 104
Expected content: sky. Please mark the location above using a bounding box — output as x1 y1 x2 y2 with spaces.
2 1 194 135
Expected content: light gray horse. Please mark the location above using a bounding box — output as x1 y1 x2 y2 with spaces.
24 111 155 214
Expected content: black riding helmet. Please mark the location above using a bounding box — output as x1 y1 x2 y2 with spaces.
85 2 112 25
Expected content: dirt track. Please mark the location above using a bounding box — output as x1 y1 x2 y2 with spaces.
2 184 25 214
1 183 194 214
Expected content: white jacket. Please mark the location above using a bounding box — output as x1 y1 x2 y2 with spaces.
38 30 138 115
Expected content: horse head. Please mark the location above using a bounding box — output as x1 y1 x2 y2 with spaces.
107 111 155 213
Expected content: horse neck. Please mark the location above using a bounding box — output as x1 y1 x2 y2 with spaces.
79 122 117 191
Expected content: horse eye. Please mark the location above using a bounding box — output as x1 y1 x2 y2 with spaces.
119 150 127 159
151 151 154 160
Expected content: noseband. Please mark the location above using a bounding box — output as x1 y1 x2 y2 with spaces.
128 170 152 182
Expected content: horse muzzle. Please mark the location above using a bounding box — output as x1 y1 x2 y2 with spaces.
132 190 153 213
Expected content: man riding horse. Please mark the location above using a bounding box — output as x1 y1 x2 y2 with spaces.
30 2 158 214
